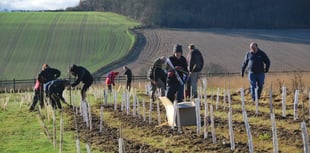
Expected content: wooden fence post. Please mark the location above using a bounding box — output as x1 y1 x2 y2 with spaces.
13 78 16 92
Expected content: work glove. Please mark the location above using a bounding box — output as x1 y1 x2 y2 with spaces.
175 66 183 70
241 72 244 78
264 68 269 73
168 71 175 77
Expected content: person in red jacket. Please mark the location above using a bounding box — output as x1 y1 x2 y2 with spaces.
105 71 119 92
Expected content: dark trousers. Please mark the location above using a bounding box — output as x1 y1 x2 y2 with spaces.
30 89 44 110
81 80 93 101
50 93 62 109
126 79 132 91
167 82 184 103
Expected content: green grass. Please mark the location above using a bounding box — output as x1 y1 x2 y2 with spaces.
0 12 140 80
0 93 101 153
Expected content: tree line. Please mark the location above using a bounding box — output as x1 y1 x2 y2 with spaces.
67 0 310 28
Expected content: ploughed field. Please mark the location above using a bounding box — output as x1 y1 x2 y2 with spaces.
119 28 310 75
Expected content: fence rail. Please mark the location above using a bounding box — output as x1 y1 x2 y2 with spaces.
0 70 309 92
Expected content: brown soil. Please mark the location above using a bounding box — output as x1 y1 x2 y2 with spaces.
63 90 309 152
109 28 310 76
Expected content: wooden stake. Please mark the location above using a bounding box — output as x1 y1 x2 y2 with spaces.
255 87 259 115
143 99 146 122
227 89 235 150
59 112 64 153
301 121 309 153
294 90 299 120
195 98 201 134
53 109 57 148
149 98 152 125
204 97 209 139
215 88 219 110
282 86 287 117
156 99 161 125
210 103 216 144
100 106 103 133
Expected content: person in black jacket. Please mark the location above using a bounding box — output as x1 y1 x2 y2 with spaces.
38 64 61 84
186 44 204 98
147 56 167 101
30 64 61 110
123 66 133 91
166 44 188 102
241 42 270 101
69 64 93 101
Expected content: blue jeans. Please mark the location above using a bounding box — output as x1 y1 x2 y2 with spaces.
248 72 265 100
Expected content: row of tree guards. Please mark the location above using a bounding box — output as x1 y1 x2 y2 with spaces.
1 77 310 152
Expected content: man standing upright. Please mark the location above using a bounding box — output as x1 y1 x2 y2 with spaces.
166 44 188 103
187 44 204 98
241 42 270 101
123 66 133 91
38 64 61 84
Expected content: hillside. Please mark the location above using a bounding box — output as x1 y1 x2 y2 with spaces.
111 28 310 76
0 12 139 80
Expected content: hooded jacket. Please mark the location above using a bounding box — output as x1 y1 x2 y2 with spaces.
70 65 93 87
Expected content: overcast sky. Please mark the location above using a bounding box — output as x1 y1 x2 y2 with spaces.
0 0 80 11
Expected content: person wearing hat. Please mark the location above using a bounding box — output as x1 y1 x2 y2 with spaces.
69 64 93 101
241 42 270 101
186 44 204 99
166 44 188 102
147 56 167 101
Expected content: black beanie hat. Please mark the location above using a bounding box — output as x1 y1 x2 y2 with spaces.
173 44 183 53
70 64 78 72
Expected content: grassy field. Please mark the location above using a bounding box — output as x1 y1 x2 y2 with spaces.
0 92 102 153
0 12 139 80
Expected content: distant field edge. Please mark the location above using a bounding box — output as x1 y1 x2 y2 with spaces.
92 27 146 78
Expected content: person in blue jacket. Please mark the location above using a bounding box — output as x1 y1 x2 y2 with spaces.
241 42 270 101
45 79 71 109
